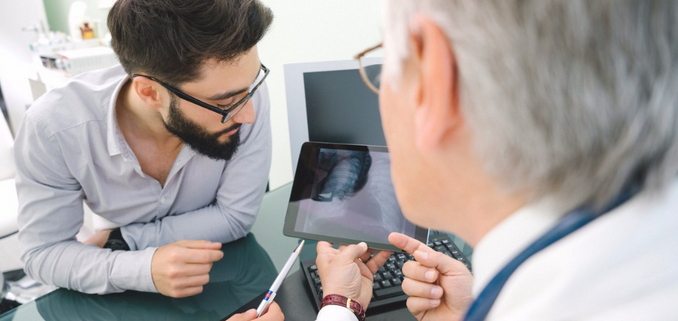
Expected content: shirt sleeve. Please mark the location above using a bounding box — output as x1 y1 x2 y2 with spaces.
316 305 359 321
15 114 158 294
119 82 273 250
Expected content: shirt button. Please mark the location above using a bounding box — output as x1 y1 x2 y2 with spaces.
160 197 166 204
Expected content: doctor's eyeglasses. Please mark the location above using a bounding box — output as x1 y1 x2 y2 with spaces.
354 43 383 94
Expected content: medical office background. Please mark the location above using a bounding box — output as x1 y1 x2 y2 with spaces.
0 0 380 270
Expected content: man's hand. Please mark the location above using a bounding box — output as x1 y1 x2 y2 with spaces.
83 229 113 248
389 233 473 321
225 302 284 321
151 240 224 298
316 241 391 309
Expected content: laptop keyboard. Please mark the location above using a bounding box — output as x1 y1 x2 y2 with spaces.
301 234 472 312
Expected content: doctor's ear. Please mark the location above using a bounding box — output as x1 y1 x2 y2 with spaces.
409 15 461 153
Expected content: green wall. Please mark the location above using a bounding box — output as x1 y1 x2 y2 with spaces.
43 0 111 37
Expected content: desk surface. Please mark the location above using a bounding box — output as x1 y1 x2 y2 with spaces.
0 183 417 320
0 233 277 321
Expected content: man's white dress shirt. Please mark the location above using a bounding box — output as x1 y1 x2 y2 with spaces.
14 65 272 294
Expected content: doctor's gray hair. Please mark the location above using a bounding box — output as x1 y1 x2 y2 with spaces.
381 0 678 207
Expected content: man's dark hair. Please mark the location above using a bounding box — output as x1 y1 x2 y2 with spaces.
108 0 273 86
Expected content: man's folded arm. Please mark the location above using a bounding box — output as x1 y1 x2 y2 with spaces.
15 116 157 293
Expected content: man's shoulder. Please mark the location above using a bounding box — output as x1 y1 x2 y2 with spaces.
25 65 126 137
491 187 678 319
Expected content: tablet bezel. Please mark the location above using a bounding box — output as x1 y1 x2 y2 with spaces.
283 142 429 251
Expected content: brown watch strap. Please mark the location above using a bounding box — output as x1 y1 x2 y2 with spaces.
320 294 366 321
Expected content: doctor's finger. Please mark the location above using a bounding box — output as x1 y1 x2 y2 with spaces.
401 277 444 300
358 248 375 262
402 261 439 283
259 302 285 321
388 233 435 257
365 250 391 275
412 248 466 277
406 296 441 317
316 241 337 255
336 242 369 263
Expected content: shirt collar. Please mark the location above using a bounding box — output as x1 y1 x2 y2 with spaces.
106 74 132 157
471 196 575 295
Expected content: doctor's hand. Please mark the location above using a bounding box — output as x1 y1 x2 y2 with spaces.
389 233 473 321
151 240 224 298
316 241 392 309
225 302 284 321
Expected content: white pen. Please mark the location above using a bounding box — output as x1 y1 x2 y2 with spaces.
255 240 305 317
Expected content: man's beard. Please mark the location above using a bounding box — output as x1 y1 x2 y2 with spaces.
163 97 241 161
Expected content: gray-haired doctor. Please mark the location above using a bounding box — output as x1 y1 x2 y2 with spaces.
315 1 678 321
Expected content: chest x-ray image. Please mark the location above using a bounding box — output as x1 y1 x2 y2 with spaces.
296 148 416 244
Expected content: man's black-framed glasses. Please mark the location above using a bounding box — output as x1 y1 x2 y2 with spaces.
133 64 270 123
354 43 383 94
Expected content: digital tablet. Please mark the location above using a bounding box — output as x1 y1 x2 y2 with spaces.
283 142 429 251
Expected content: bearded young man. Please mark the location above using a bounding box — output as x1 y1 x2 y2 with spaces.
14 0 276 304
315 1 678 321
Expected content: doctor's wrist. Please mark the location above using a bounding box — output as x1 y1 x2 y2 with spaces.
321 294 365 321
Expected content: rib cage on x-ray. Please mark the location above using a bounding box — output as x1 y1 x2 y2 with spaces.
302 150 410 244
312 149 371 202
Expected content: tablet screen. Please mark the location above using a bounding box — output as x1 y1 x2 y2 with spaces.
283 142 428 251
